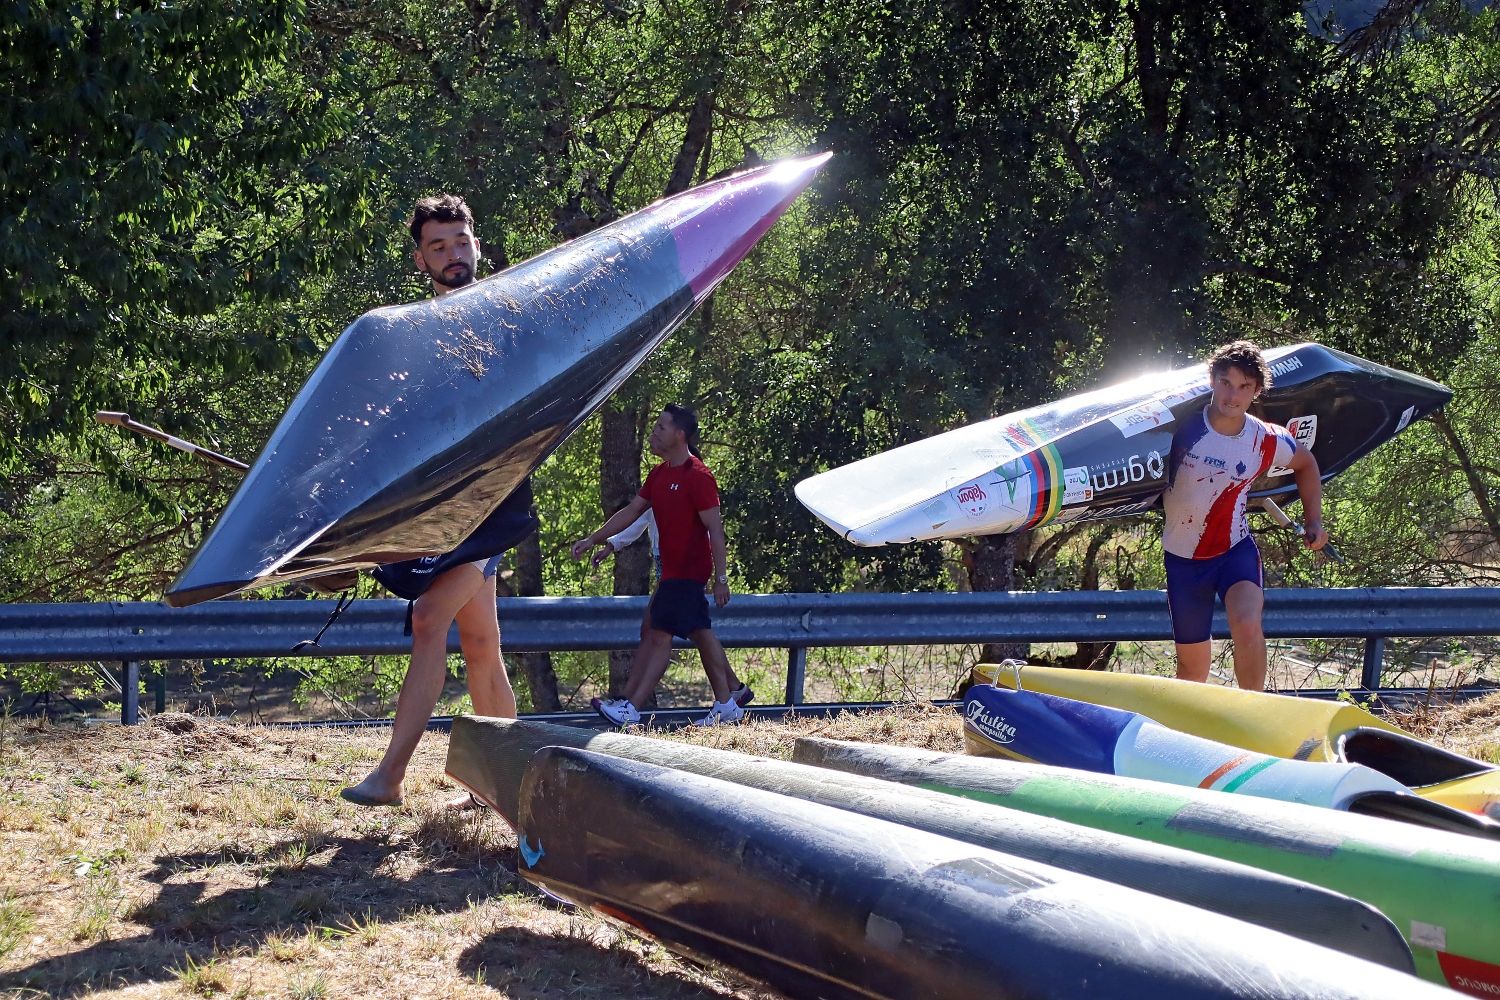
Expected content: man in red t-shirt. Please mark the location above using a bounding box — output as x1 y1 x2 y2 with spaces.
572 404 750 726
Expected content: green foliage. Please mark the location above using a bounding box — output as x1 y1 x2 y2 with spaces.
3 1 1500 708
1 0 375 470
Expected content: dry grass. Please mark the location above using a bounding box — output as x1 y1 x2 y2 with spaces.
1388 690 1500 763
0 711 781 999
1 697 1493 998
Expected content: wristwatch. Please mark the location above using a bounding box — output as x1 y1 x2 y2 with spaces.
715 574 729 584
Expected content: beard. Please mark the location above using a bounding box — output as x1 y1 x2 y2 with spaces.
436 262 474 288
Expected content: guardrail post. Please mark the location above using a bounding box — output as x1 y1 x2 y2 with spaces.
785 647 808 705
1361 637 1386 690
155 663 170 714
121 660 140 726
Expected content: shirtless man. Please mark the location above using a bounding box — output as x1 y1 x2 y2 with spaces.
341 194 536 807
1161 341 1327 690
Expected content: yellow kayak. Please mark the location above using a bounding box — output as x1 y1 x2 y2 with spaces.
975 662 1500 817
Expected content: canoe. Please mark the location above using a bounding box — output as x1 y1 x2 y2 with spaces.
795 736 1500 996
444 716 1412 968
165 152 829 605
977 663 1500 816
962 683 1500 838
795 343 1450 545
518 746 1445 999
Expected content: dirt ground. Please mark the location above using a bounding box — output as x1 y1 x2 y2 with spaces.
0 705 965 999
1 696 1496 998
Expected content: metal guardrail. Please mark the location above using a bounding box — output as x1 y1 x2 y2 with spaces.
3 588 1498 724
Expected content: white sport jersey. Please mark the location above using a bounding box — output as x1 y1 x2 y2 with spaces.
1162 409 1297 559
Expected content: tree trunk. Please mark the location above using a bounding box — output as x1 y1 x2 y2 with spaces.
1432 409 1500 546
510 531 561 711
1069 527 1120 671
601 404 650 698
965 532 1030 663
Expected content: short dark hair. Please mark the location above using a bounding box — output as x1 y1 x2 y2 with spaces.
409 194 474 245
662 403 701 458
1208 340 1272 389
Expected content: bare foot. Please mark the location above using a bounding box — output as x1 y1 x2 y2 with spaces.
340 773 403 807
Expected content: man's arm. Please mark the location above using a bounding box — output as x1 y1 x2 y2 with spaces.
1286 447 1326 551
593 510 652 566
571 495 651 560
699 505 731 607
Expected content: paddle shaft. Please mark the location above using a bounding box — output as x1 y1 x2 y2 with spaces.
94 411 249 472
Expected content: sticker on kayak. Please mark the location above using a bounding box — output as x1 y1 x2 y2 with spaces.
1267 415 1317 477
965 699 1018 745
1062 467 1093 504
921 497 950 530
951 483 992 519
1437 950 1500 998
1161 383 1212 408
1395 404 1417 433
1109 399 1174 438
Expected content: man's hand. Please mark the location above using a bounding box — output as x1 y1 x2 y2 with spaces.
1302 522 1328 552
570 536 598 561
711 580 731 608
590 541 617 567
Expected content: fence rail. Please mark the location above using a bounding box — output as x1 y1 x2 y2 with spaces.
3 588 1498 724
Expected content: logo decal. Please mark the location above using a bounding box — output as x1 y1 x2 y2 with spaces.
1061 467 1093 504
952 483 991 518
1395 405 1416 434
1436 949 1500 996
1051 496 1160 525
1109 399 1174 438
1089 452 1163 493
965 699 1018 745
1270 355 1304 379
1268 415 1317 477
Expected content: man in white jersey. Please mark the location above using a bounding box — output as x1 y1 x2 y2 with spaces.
1162 341 1327 690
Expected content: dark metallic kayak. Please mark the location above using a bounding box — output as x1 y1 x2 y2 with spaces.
516 746 1445 999
166 153 830 605
445 716 1412 969
796 343 1451 544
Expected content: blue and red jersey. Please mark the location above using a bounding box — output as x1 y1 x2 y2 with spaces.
1162 410 1296 559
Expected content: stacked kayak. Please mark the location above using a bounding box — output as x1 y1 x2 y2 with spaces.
974 663 1500 818
960 682 1500 838
513 745 1445 1000
795 736 1500 995
446 717 1411 967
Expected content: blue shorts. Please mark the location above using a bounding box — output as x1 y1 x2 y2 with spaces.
1164 536 1263 645
648 579 713 640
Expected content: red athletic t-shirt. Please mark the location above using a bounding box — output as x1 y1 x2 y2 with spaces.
638 456 720 582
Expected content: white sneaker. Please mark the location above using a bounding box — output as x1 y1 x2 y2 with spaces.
695 698 746 727
597 699 641 726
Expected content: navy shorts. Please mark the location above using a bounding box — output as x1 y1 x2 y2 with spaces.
1164 536 1263 645
648 579 713 639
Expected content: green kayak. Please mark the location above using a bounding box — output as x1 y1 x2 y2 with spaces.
794 737 1500 996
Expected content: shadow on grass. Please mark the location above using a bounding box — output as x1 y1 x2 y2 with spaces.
455 924 753 999
0 832 521 998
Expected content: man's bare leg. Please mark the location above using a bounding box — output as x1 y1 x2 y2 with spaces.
342 564 484 805
689 628 734 703
457 573 515 719
1174 640 1213 683
1224 580 1267 691
622 628 675 708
